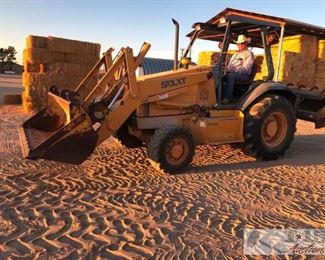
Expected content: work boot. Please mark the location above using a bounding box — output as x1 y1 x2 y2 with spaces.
222 98 230 104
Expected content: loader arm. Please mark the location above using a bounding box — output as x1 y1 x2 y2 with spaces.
19 43 151 164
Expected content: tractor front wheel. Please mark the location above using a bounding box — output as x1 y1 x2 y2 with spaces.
147 126 195 173
116 124 143 148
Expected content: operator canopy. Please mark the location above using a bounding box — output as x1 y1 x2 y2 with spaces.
187 7 325 48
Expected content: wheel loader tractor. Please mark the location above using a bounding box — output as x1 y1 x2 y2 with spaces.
19 8 325 173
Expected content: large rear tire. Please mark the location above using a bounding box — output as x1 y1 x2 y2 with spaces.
147 126 195 173
243 95 297 160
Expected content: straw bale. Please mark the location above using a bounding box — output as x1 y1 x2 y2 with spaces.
24 61 94 76
48 36 81 54
197 51 234 66
198 51 218 65
255 35 318 87
23 71 89 91
22 72 50 88
48 36 100 55
23 35 100 112
23 48 67 64
82 42 101 56
22 96 34 113
23 48 50 64
21 91 32 103
315 61 325 73
317 40 325 60
314 61 325 90
26 35 48 49
314 81 325 91
315 70 325 90
64 53 99 65
278 51 315 87
94 44 101 56
46 62 91 75
271 34 317 56
24 62 40 73
22 90 45 113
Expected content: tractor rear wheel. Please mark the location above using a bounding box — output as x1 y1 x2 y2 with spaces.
243 95 297 160
147 126 195 173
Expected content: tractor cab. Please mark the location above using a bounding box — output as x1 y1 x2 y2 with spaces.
184 9 279 106
184 7 325 116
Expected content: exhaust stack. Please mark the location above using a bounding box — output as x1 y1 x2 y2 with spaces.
172 18 179 70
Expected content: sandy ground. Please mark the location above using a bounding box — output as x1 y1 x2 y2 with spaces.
0 105 324 259
0 74 23 104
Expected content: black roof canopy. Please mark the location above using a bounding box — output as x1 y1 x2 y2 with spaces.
187 8 325 48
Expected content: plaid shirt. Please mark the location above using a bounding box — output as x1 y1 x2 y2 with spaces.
227 49 255 75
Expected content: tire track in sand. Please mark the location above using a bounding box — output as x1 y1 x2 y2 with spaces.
0 105 324 258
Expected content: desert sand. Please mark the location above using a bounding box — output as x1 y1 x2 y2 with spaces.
0 105 324 259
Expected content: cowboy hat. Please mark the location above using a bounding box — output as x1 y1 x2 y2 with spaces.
234 35 251 44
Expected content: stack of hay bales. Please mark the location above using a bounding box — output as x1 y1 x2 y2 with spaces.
197 50 235 66
198 51 219 65
254 34 325 92
314 40 325 91
271 35 317 88
22 35 100 113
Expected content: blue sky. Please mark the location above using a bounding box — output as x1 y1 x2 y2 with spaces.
1 0 325 64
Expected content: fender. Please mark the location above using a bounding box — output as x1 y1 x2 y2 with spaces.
236 81 297 111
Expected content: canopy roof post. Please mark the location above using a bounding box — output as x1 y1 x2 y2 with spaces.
275 25 285 82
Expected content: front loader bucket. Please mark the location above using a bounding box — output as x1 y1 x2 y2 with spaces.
19 93 98 164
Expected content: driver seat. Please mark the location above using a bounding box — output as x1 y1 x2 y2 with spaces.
234 63 260 97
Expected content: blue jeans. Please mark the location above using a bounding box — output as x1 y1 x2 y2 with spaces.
223 72 250 100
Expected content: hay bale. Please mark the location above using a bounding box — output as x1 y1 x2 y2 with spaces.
64 53 99 65
26 35 48 49
317 40 325 60
48 36 81 54
23 48 66 64
23 35 100 112
24 61 41 73
46 62 92 75
198 51 218 65
22 97 34 113
22 90 43 113
253 55 266 80
24 61 94 76
279 51 316 88
23 71 88 92
272 34 317 55
316 60 325 70
197 51 234 66
48 36 100 55
23 72 50 88
257 34 318 88
23 48 50 64
314 60 325 90
314 45 325 90
94 44 101 57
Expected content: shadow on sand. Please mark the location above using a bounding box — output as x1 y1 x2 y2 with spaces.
188 134 325 174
